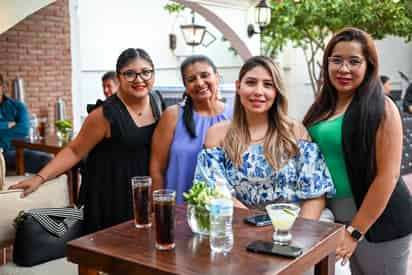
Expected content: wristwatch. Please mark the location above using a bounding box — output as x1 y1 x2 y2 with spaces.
346 225 364 242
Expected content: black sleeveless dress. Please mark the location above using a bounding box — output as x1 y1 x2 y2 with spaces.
80 94 158 233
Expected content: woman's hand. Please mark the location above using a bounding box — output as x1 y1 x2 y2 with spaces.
9 175 44 198
8 121 16 128
336 230 358 265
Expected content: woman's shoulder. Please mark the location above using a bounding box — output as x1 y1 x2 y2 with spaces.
384 96 401 119
379 96 402 133
159 104 180 124
163 104 180 118
153 104 180 135
290 119 311 141
81 106 110 135
204 120 231 148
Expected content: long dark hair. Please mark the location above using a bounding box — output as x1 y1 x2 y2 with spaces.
304 27 385 181
303 27 385 128
180 55 217 138
116 48 154 73
304 28 384 126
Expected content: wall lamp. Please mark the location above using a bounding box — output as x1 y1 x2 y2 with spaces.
180 10 216 47
247 0 272 38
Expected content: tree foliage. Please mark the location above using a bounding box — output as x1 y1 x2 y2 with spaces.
164 2 185 14
263 0 412 94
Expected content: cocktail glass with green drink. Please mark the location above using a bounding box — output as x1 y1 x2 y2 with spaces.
265 203 300 245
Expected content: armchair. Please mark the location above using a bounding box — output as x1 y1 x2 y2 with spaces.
0 149 76 274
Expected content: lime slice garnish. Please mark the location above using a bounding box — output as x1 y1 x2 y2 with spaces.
282 208 297 216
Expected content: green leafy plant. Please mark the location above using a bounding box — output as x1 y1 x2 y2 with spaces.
55 119 72 139
263 0 412 95
164 2 185 14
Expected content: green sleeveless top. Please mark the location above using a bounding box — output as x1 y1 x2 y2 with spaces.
308 115 353 199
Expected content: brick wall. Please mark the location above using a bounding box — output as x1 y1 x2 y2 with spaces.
0 0 72 129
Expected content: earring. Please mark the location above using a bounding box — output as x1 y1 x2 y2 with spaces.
181 93 187 107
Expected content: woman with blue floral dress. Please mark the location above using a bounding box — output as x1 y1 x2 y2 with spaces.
194 56 335 219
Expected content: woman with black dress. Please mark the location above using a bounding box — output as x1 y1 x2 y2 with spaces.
10 48 164 233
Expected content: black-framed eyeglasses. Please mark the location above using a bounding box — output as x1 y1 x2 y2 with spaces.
120 69 154 82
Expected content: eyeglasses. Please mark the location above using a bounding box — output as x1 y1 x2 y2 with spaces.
328 57 364 70
120 69 154 82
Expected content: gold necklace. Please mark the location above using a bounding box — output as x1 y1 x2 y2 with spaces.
251 136 265 143
118 94 146 120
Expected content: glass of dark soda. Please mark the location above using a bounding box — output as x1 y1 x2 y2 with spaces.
131 176 152 228
153 189 176 250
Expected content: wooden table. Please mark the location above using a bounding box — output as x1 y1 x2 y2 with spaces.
11 136 79 205
67 205 344 275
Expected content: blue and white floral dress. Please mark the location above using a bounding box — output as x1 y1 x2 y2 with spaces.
194 141 335 209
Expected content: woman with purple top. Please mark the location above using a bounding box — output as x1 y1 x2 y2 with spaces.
150 55 232 203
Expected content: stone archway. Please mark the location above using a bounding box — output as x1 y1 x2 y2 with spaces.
174 0 253 61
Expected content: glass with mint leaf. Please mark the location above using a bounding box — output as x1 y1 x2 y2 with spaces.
183 181 227 235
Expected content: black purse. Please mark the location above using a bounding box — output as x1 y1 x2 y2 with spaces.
13 207 84 267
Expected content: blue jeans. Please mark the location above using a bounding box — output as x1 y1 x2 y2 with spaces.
4 149 52 174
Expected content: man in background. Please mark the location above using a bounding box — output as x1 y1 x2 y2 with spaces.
380 75 392 97
87 71 119 113
0 73 50 173
102 71 119 98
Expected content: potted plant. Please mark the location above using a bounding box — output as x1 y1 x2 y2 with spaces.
55 119 72 141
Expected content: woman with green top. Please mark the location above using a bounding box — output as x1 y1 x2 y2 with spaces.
304 27 412 275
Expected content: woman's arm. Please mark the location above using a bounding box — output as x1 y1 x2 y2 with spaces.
350 99 402 234
150 106 178 191
299 196 325 220
9 108 109 197
204 120 230 148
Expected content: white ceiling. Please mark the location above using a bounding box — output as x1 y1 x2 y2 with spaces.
0 0 56 34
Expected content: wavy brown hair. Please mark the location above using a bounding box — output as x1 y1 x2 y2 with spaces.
223 56 299 169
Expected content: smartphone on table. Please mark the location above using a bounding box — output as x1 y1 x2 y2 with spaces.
243 213 272 227
246 240 303 258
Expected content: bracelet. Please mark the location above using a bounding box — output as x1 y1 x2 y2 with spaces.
36 173 47 182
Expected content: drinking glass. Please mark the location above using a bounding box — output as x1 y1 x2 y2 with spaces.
153 189 176 250
131 176 152 228
265 203 300 245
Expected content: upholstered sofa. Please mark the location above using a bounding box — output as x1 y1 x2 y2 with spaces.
0 149 76 275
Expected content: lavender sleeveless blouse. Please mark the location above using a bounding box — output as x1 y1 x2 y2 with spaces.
165 104 232 203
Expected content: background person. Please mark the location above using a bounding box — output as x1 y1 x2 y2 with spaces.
380 75 395 102
87 71 119 113
11 48 165 233
150 55 232 204
304 27 412 275
0 73 51 173
102 70 119 98
380 75 392 95
194 56 335 220
402 83 412 114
